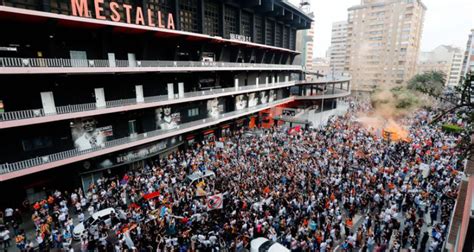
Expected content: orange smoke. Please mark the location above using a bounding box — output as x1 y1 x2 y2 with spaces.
382 119 410 142
357 116 410 142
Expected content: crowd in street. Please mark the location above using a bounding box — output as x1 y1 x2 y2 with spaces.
0 98 468 251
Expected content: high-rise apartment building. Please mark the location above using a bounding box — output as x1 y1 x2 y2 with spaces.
447 51 464 87
312 57 331 76
460 29 474 103
346 0 426 90
328 21 348 75
461 29 474 77
295 14 315 72
416 45 463 87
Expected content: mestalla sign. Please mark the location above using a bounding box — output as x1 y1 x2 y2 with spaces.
70 0 176 29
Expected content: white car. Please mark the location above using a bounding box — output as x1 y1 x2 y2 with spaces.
185 170 216 187
250 238 289 252
73 208 116 240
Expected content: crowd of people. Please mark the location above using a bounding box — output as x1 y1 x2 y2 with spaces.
0 98 468 252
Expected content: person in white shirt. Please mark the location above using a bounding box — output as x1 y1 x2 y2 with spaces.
58 212 67 227
4 208 13 224
88 205 95 216
78 211 85 223
320 241 327 252
0 229 10 248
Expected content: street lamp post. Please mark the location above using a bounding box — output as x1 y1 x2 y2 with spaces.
319 82 326 127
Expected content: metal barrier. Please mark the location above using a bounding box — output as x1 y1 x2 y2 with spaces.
0 57 302 70
0 98 293 174
0 81 296 122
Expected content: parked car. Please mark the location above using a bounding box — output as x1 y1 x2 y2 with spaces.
73 208 115 240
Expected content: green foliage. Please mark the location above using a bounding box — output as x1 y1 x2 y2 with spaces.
392 86 419 109
441 124 463 133
395 98 414 109
407 71 446 97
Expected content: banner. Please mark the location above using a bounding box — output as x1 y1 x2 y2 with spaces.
269 90 276 102
259 91 268 104
235 94 248 110
248 93 258 107
95 136 181 169
70 118 113 151
156 106 181 130
207 98 224 118
206 194 223 211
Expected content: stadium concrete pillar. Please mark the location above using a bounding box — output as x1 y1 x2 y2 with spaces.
178 82 184 98
40 91 57 115
94 88 106 108
167 83 174 99
135 85 144 103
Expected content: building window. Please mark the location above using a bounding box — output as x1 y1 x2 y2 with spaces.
224 5 238 39
50 0 70 14
283 26 289 49
147 0 174 26
241 11 252 38
265 19 275 46
4 0 40 10
188 108 199 117
255 15 264 44
289 29 296 50
275 23 282 48
179 0 199 33
204 0 221 36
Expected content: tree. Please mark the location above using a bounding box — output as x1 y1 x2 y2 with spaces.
432 71 473 122
407 70 446 97
431 71 474 160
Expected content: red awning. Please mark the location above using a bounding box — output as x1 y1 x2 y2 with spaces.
203 129 214 135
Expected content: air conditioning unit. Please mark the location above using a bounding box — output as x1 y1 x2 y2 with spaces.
136 61 142 67
88 60 95 67
41 156 50 163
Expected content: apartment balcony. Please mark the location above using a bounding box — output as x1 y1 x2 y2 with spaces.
295 88 351 100
0 81 297 129
295 78 351 100
0 57 302 75
296 77 351 84
0 97 294 181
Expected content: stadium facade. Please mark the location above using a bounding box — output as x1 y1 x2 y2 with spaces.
0 0 350 204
